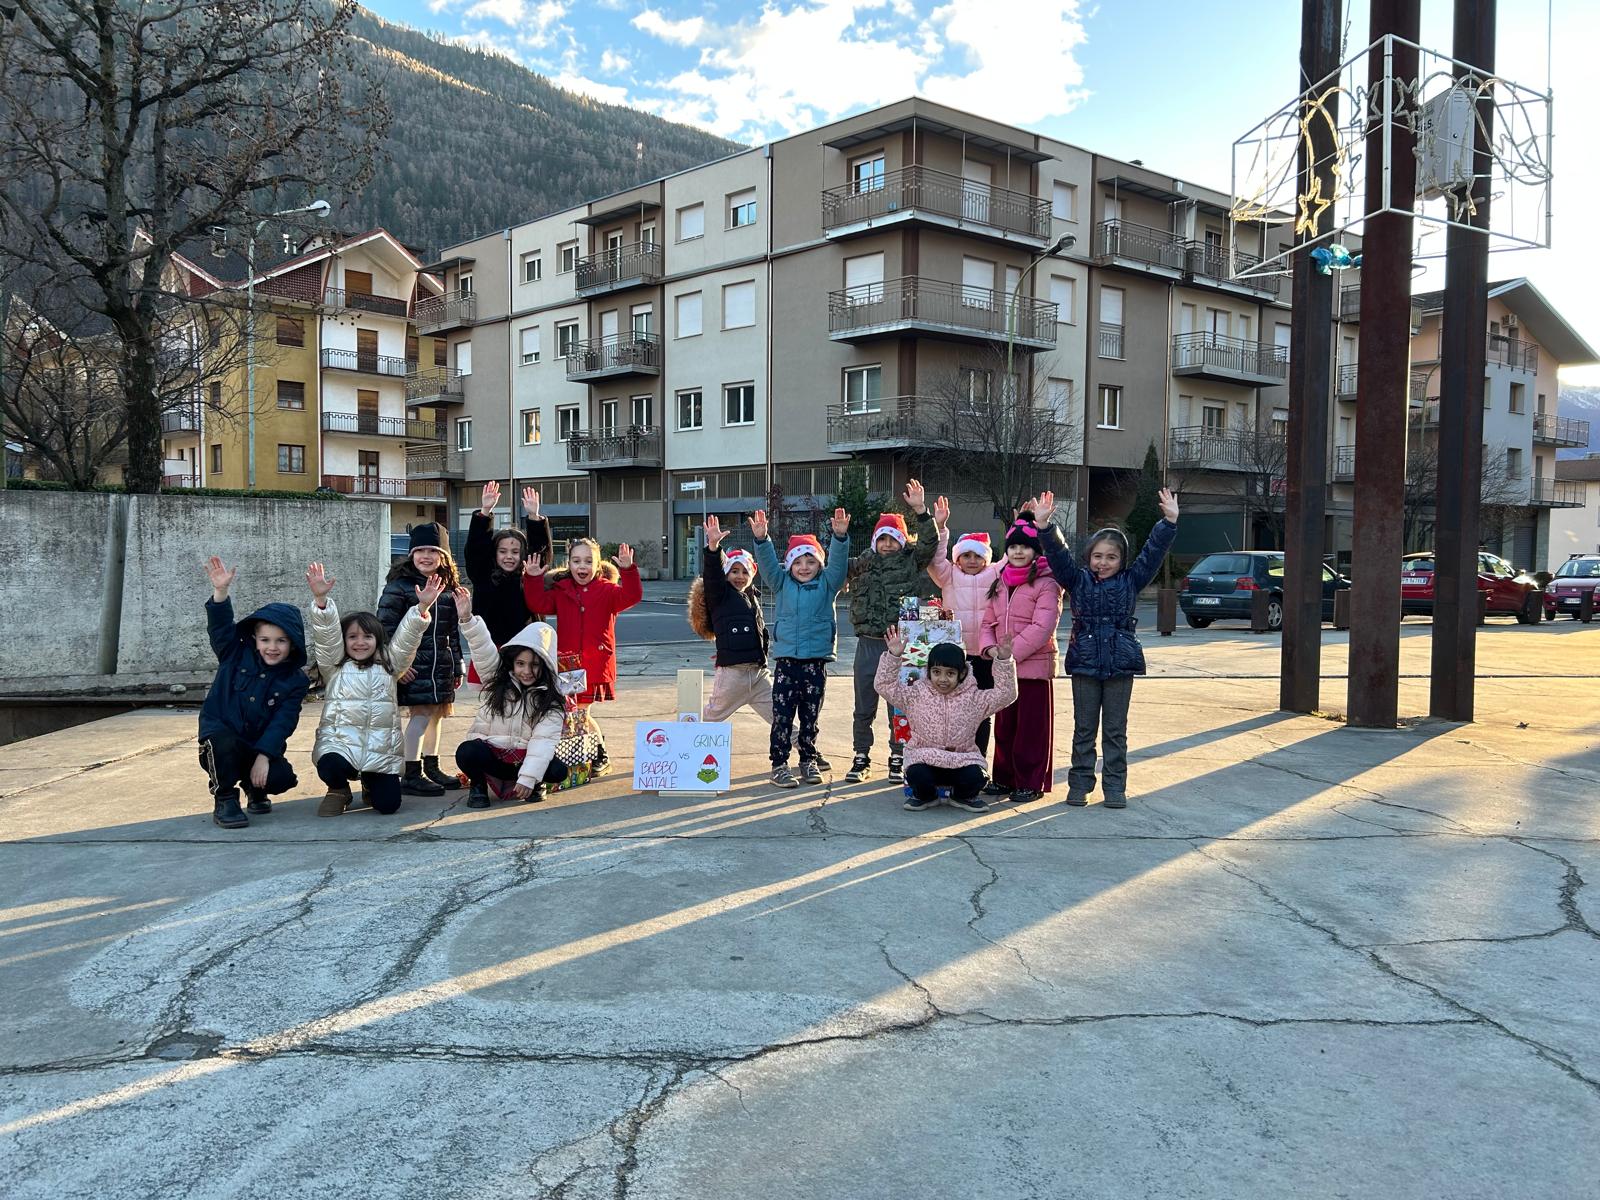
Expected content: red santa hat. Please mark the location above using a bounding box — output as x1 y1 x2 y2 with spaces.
951 531 992 563
722 548 757 576
872 513 909 546
783 534 825 570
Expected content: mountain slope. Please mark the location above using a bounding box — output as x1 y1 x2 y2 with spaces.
1558 385 1600 458
340 8 745 255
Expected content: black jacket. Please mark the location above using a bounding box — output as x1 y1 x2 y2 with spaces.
198 598 309 756
702 547 768 667
377 565 462 705
464 511 552 647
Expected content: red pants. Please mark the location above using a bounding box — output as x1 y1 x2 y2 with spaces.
991 678 1054 792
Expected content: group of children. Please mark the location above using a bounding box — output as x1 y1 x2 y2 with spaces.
686 480 1181 813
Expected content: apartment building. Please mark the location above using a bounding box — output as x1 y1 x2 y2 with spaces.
1549 456 1600 564
161 230 450 533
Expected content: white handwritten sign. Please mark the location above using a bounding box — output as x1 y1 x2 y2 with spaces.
632 721 732 793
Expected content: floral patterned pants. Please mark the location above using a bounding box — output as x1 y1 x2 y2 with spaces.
769 657 827 767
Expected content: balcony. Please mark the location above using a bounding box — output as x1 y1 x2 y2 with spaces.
1171 332 1289 387
1183 242 1283 300
1091 219 1186 277
1333 444 1356 482
1488 334 1538 372
321 348 409 379
1410 400 1440 428
320 411 444 441
1339 285 1362 321
406 444 465 480
1533 412 1590 448
323 287 408 319
1336 362 1359 400
161 472 202 489
565 425 664 470
1097 322 1125 360
1530 476 1584 508
827 277 1056 349
416 289 476 335
320 474 446 501
819 165 1051 247
575 241 663 298
1168 426 1286 472
564 333 663 383
405 367 464 405
160 406 201 434
826 396 941 453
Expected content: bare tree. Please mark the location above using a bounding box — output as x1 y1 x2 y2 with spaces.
0 0 390 492
1402 433 1530 552
1166 417 1289 548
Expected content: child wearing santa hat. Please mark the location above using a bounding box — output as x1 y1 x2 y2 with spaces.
688 515 773 724
927 495 1006 755
843 479 940 784
750 507 852 788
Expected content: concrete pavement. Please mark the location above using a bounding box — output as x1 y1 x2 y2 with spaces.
2 624 1599 1198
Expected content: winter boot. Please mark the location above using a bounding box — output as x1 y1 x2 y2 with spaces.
844 754 872 783
244 788 272 816
212 790 248 829
887 751 905 783
522 782 547 804
465 781 491 809
421 755 459 790
318 784 353 818
591 743 613 777
402 760 445 797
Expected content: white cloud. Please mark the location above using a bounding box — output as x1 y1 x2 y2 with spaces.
599 48 632 74
552 71 631 104
447 28 521 59
920 0 1091 123
632 8 705 47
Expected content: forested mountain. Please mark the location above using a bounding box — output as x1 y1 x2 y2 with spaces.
1558 385 1600 458
340 8 745 255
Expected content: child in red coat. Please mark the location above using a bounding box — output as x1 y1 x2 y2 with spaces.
522 537 642 773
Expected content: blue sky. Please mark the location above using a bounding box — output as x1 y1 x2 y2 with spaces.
369 0 1599 381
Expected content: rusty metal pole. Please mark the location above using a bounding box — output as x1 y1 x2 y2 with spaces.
1279 0 1341 713
1430 0 1496 721
1346 0 1420 728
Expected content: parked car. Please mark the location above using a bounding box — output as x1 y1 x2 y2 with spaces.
1399 551 1544 624
1543 554 1600 621
1179 551 1349 630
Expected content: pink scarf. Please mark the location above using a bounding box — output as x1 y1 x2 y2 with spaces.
1000 562 1033 588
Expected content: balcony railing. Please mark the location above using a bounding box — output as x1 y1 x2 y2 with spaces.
319 474 446 500
160 406 202 434
1530 476 1585 508
416 289 477 335
826 395 1063 453
575 241 664 297
1488 334 1538 372
1092 219 1186 272
1168 425 1286 471
405 367 464 403
1410 400 1440 427
1333 445 1356 481
826 396 933 451
1183 243 1283 298
1533 412 1590 448
1171 331 1289 385
1098 322 1125 359
819 165 1051 243
565 425 664 470
564 332 663 381
320 411 444 441
1336 362 1359 398
161 472 202 489
827 277 1057 347
321 348 409 378
1339 285 1362 321
1410 369 1431 404
323 287 408 319
405 444 465 479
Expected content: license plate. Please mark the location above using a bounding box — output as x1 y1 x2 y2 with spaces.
1401 576 1427 586
1192 597 1221 605
1561 597 1580 605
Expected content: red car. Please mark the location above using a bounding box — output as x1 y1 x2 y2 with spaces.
1400 551 1544 624
1543 554 1600 621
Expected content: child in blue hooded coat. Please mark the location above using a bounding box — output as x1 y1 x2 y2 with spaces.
198 555 309 829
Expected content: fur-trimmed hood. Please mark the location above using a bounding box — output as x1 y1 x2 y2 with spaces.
543 560 620 588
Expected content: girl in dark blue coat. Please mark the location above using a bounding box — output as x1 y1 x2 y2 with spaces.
1034 487 1179 808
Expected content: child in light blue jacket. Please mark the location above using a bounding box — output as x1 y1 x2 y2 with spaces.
751 508 852 789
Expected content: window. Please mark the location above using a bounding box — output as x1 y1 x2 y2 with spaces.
521 408 541 445
677 389 703 431
1098 385 1122 429
210 381 222 408
852 153 886 193
641 224 657 247
357 389 379 426
276 317 304 347
728 189 757 228
961 255 995 301
207 317 223 348
455 340 472 376
676 203 704 242
1506 448 1522 479
433 340 448 367
456 418 473 451
630 394 652 427
521 252 542 284
406 332 419 364
1051 181 1077 221
676 291 702 339
724 383 755 426
1275 322 1292 360
458 272 474 295
519 326 541 366
558 242 578 274
722 280 756 329
1510 382 1526 413
631 304 654 338
1202 404 1225 434
1049 275 1076 324
276 380 305 410
1484 375 1493 410
210 444 222 473
1046 377 1073 420
276 444 306 474
556 321 579 358
358 450 379 482
345 269 373 296
959 367 991 415
599 399 619 436
1238 314 1253 343
844 251 885 299
557 405 582 441
844 365 881 415
1099 286 1125 358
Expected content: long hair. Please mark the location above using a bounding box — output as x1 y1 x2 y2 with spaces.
489 527 529 585
483 645 564 724
338 611 394 672
386 545 461 589
546 537 619 586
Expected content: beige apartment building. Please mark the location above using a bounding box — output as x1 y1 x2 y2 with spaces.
411 97 1585 579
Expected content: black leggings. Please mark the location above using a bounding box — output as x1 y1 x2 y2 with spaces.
316 753 403 815
454 739 569 787
198 731 297 798
904 762 988 802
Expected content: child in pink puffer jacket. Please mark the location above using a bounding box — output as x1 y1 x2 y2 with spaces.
928 495 1005 755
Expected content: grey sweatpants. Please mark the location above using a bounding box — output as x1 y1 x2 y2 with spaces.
1068 674 1135 797
852 634 896 756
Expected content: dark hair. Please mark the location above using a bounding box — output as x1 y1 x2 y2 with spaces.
987 558 1042 600
339 611 393 671
1084 527 1131 569
386 544 461 590
489 527 529 584
483 644 564 724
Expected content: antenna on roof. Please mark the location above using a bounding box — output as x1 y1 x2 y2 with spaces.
208 227 229 259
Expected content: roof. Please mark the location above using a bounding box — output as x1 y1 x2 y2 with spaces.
170 228 427 292
1555 456 1600 482
1411 279 1599 365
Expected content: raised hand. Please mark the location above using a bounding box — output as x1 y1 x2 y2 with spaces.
1158 487 1180 523
830 507 850 538
1031 490 1056 524
522 486 541 518
523 552 546 578
903 478 926 514
748 510 769 541
415 573 446 613
205 555 237 600
932 495 950 532
884 625 906 657
479 480 501 515
994 629 1015 660
616 543 635 570
450 585 472 621
305 561 335 605
704 515 727 550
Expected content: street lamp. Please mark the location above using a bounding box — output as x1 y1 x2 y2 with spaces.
246 199 330 488
1005 233 1076 388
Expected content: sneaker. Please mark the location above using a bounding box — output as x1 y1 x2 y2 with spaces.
465 783 491 809
770 766 800 789
421 755 460 790
981 781 1009 797
591 745 613 777
948 794 989 814
1103 793 1128 809
887 753 904 782
812 755 832 771
844 755 872 783
1064 792 1089 807
317 785 352 818
800 761 823 785
244 788 272 816
401 762 445 797
1009 788 1044 804
212 790 248 829
902 792 939 812
521 782 546 804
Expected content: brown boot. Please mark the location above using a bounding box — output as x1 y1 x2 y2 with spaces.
318 784 352 818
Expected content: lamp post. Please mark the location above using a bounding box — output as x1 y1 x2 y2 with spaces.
245 199 330 488
1005 233 1075 389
